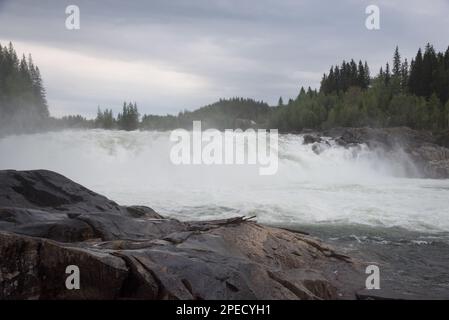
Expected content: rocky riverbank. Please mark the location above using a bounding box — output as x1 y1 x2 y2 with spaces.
0 170 368 300
301 127 449 179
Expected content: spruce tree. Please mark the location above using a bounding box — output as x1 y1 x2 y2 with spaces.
401 58 409 92
384 63 391 85
422 43 437 98
0 42 49 128
357 60 366 88
278 96 284 107
364 61 371 88
393 46 401 77
409 49 424 96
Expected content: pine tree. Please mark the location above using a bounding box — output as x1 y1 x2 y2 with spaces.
393 46 401 77
364 61 371 88
278 96 284 107
31 66 49 117
357 60 365 88
0 42 49 127
422 43 438 98
307 87 314 96
409 49 424 96
401 58 409 92
117 101 140 131
384 63 391 85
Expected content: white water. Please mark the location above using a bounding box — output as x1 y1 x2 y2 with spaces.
1 129 448 233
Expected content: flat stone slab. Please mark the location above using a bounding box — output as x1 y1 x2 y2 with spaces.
0 170 366 300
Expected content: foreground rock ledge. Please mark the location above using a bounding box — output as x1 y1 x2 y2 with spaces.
0 170 365 300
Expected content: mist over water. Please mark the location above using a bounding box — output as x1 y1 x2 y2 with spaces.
1 129 449 234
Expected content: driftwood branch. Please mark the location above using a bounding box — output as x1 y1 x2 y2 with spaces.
187 215 257 231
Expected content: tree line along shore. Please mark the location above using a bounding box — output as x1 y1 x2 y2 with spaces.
1 42 449 135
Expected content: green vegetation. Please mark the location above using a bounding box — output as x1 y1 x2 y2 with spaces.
137 43 449 132
269 44 449 132
95 98 269 131
95 102 140 131
95 107 114 129
142 98 270 130
117 102 140 131
0 42 49 132
1 41 448 134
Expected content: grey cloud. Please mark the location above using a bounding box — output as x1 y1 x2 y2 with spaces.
0 0 448 117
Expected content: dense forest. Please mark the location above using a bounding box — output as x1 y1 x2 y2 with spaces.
1 41 449 134
271 44 449 131
143 98 270 130
105 43 449 132
95 98 270 130
95 102 140 130
0 42 49 133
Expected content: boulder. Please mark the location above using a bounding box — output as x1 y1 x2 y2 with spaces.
323 127 449 178
302 134 322 145
0 170 366 300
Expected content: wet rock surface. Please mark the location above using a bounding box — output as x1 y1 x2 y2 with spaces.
321 127 449 179
292 224 449 300
0 170 366 300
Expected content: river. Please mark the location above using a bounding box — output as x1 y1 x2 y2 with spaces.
1 129 448 298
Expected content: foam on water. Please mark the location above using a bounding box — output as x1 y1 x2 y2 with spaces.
1 129 448 233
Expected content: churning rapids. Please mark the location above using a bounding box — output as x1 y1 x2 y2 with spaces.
1 129 449 298
0 129 448 233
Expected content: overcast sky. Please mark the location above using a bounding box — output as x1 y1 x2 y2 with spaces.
1 0 448 118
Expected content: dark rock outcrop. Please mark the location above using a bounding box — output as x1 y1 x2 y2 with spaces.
302 134 322 145
323 127 449 179
0 170 366 300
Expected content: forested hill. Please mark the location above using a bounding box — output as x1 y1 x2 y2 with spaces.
271 44 449 132
141 98 270 130
121 44 449 132
0 42 49 134
1 41 449 134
